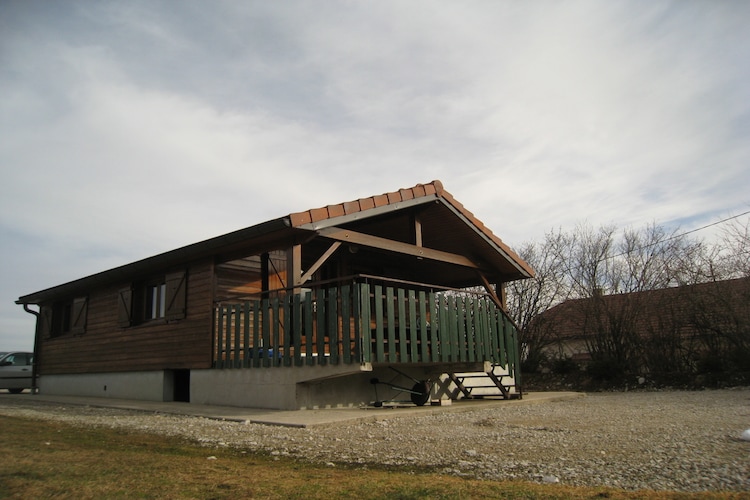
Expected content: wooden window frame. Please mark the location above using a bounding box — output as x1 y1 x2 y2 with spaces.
145 280 168 321
48 296 88 337
118 270 187 328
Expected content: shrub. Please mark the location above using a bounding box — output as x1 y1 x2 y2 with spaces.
551 356 579 374
587 358 626 381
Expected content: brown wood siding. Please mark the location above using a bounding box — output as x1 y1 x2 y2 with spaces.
38 260 215 375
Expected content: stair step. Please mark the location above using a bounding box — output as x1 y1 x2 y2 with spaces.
447 370 517 400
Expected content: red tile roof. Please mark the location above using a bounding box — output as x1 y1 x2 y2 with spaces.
288 180 534 278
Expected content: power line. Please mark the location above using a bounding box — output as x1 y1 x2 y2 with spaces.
673 208 750 239
607 208 750 261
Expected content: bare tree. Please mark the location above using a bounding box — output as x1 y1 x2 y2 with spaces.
718 215 750 278
554 223 702 375
552 223 617 298
506 230 571 371
508 217 748 379
614 222 693 292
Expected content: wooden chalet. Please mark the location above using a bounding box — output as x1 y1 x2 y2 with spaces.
16 180 534 409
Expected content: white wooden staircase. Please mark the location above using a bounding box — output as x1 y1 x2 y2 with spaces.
447 364 521 400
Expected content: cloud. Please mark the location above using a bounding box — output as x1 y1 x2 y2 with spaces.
1 1 749 350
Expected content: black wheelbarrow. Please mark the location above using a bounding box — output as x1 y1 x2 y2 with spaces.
370 367 431 407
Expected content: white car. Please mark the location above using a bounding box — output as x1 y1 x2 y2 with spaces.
0 351 34 394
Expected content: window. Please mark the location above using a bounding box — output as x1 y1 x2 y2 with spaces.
5 353 33 366
47 297 88 337
118 270 187 327
145 281 167 320
57 301 72 335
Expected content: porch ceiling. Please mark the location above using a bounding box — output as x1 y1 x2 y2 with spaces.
290 180 533 282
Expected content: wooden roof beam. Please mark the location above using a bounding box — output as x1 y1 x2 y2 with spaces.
478 272 505 311
318 227 480 269
299 241 342 285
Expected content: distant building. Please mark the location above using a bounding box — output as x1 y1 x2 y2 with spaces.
532 277 750 373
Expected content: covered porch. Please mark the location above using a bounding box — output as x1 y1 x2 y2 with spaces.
211 275 521 407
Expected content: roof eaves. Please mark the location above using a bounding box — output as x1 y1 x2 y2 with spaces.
436 189 535 279
16 217 295 305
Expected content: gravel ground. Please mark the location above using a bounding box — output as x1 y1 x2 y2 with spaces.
1 389 749 493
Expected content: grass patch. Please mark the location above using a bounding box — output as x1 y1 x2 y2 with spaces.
0 414 736 499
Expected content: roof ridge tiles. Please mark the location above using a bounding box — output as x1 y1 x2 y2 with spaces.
288 180 443 228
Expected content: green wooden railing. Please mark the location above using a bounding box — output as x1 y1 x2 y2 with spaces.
212 281 519 376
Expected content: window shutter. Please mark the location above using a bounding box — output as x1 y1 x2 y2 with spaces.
117 287 133 327
40 305 53 338
71 296 88 334
165 270 187 321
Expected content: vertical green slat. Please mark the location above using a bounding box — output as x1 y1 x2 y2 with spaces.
215 306 224 368
252 301 261 367
489 303 498 364
224 306 234 368
429 292 439 362
449 295 459 362
483 299 492 361
507 318 517 373
213 306 220 367
490 302 503 364
457 296 467 363
223 306 232 369
316 289 326 365
408 290 418 362
439 295 450 362
262 299 271 367
495 307 505 364
499 311 510 366
512 326 522 388
272 298 280 367
485 303 497 364
305 292 314 366
374 285 384 363
504 315 513 367
386 287 396 361
492 308 501 366
243 303 251 368
342 285 351 364
294 294 303 366
489 307 500 365
232 304 241 368
472 298 485 361
283 295 292 367
482 300 493 363
419 291 429 361
397 288 407 362
453 297 466 361
359 283 370 363
326 288 340 365
466 297 475 363
329 287 339 365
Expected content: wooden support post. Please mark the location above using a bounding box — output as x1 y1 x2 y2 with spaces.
477 272 505 312
261 252 269 298
287 244 302 293
413 216 423 248
300 241 341 284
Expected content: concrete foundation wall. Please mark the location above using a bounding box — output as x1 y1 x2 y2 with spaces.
191 363 385 410
36 362 498 409
39 371 169 401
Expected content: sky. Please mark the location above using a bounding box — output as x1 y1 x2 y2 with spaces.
1 1 749 351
